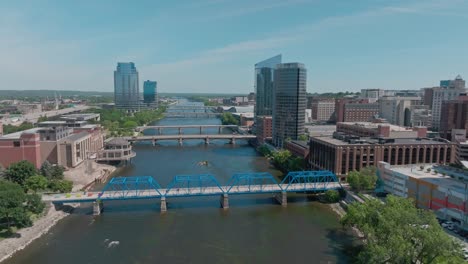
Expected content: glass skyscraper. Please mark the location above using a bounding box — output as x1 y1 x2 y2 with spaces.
143 80 158 107
114 62 140 111
273 63 307 147
255 55 282 117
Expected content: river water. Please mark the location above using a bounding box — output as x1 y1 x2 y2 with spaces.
5 101 354 264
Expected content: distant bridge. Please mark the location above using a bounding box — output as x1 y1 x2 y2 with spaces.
123 134 256 145
164 112 221 118
43 171 343 214
167 105 216 110
136 125 238 134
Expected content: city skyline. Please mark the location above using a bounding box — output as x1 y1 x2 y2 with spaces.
1 0 468 93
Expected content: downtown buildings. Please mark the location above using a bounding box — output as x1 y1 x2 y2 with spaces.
114 62 140 112
272 63 307 147
143 80 158 108
255 55 282 117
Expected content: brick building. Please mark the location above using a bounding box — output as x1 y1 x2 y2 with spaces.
309 132 456 180
256 116 272 144
336 122 427 138
310 98 335 122
335 99 379 123
440 95 468 141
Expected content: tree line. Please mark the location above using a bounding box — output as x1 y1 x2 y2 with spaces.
0 160 73 235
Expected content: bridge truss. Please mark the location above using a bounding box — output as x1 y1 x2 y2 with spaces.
99 176 163 199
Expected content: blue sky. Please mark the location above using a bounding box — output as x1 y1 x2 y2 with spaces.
1 0 468 93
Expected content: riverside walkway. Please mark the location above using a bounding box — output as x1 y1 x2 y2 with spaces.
43 171 342 215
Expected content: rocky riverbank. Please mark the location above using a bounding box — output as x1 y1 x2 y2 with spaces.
0 205 72 263
0 161 117 263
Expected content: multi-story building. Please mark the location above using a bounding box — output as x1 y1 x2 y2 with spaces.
310 98 335 122
422 87 435 109
377 162 468 231
256 116 272 144
255 55 282 117
431 76 467 130
0 120 3 136
359 89 384 103
143 80 158 108
114 62 140 112
335 99 379 123
409 105 432 127
440 75 466 89
272 63 307 147
0 125 104 168
336 121 427 138
378 96 422 126
309 130 456 180
440 95 468 140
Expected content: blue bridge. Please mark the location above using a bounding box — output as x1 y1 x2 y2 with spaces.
43 171 342 215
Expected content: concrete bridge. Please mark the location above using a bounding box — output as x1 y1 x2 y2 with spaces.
164 112 221 118
167 105 216 110
123 134 256 145
136 125 238 134
42 171 343 215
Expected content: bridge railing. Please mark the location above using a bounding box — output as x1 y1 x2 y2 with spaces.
226 172 281 194
280 171 342 192
165 174 224 197
99 176 163 199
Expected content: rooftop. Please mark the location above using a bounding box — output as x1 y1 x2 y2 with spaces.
312 135 451 146
388 164 467 194
338 122 413 132
106 137 131 146
0 128 42 140
61 131 90 142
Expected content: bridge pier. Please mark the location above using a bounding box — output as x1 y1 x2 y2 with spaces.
230 138 236 145
218 127 222 134
93 200 104 215
158 128 161 135
178 128 182 135
178 138 183 146
204 137 210 145
200 127 203 134
274 192 287 207
160 197 167 212
53 202 64 211
220 194 229 209
152 139 157 146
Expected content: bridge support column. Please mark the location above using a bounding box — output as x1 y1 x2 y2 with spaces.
93 200 103 215
205 137 210 145
178 128 182 135
178 138 183 146
200 127 203 134
230 138 236 145
53 202 64 211
160 197 167 212
220 194 229 209
158 128 161 135
218 127 222 134
275 192 287 207
152 139 157 146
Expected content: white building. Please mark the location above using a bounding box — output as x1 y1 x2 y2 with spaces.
378 96 422 126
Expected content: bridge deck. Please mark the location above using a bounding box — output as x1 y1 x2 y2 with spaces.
43 182 342 203
124 134 256 141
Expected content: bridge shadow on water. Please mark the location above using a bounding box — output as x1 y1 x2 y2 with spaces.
67 194 328 215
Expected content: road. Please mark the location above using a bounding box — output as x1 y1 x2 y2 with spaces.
2 105 90 125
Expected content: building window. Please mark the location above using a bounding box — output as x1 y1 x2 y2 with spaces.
13 141 21 147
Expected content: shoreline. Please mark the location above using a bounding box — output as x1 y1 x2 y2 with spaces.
0 161 117 263
328 202 365 238
0 205 72 263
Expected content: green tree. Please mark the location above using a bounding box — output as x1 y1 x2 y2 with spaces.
48 180 73 193
6 160 37 186
25 194 45 215
346 166 377 192
25 175 48 192
40 161 53 179
0 180 31 229
323 190 340 203
122 120 138 129
298 134 308 141
0 164 5 179
220 112 239 125
37 115 48 122
51 165 65 180
287 157 305 171
271 150 292 169
341 195 464 263
257 144 271 157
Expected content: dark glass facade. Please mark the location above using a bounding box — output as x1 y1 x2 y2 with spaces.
273 63 307 147
143 80 158 107
255 55 282 117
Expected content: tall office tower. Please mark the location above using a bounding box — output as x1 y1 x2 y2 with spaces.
143 80 158 108
254 55 282 117
114 62 140 112
432 75 467 130
272 63 307 147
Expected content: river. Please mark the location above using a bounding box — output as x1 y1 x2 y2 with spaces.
5 101 354 264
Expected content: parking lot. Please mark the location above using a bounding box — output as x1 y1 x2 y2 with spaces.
438 219 468 260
